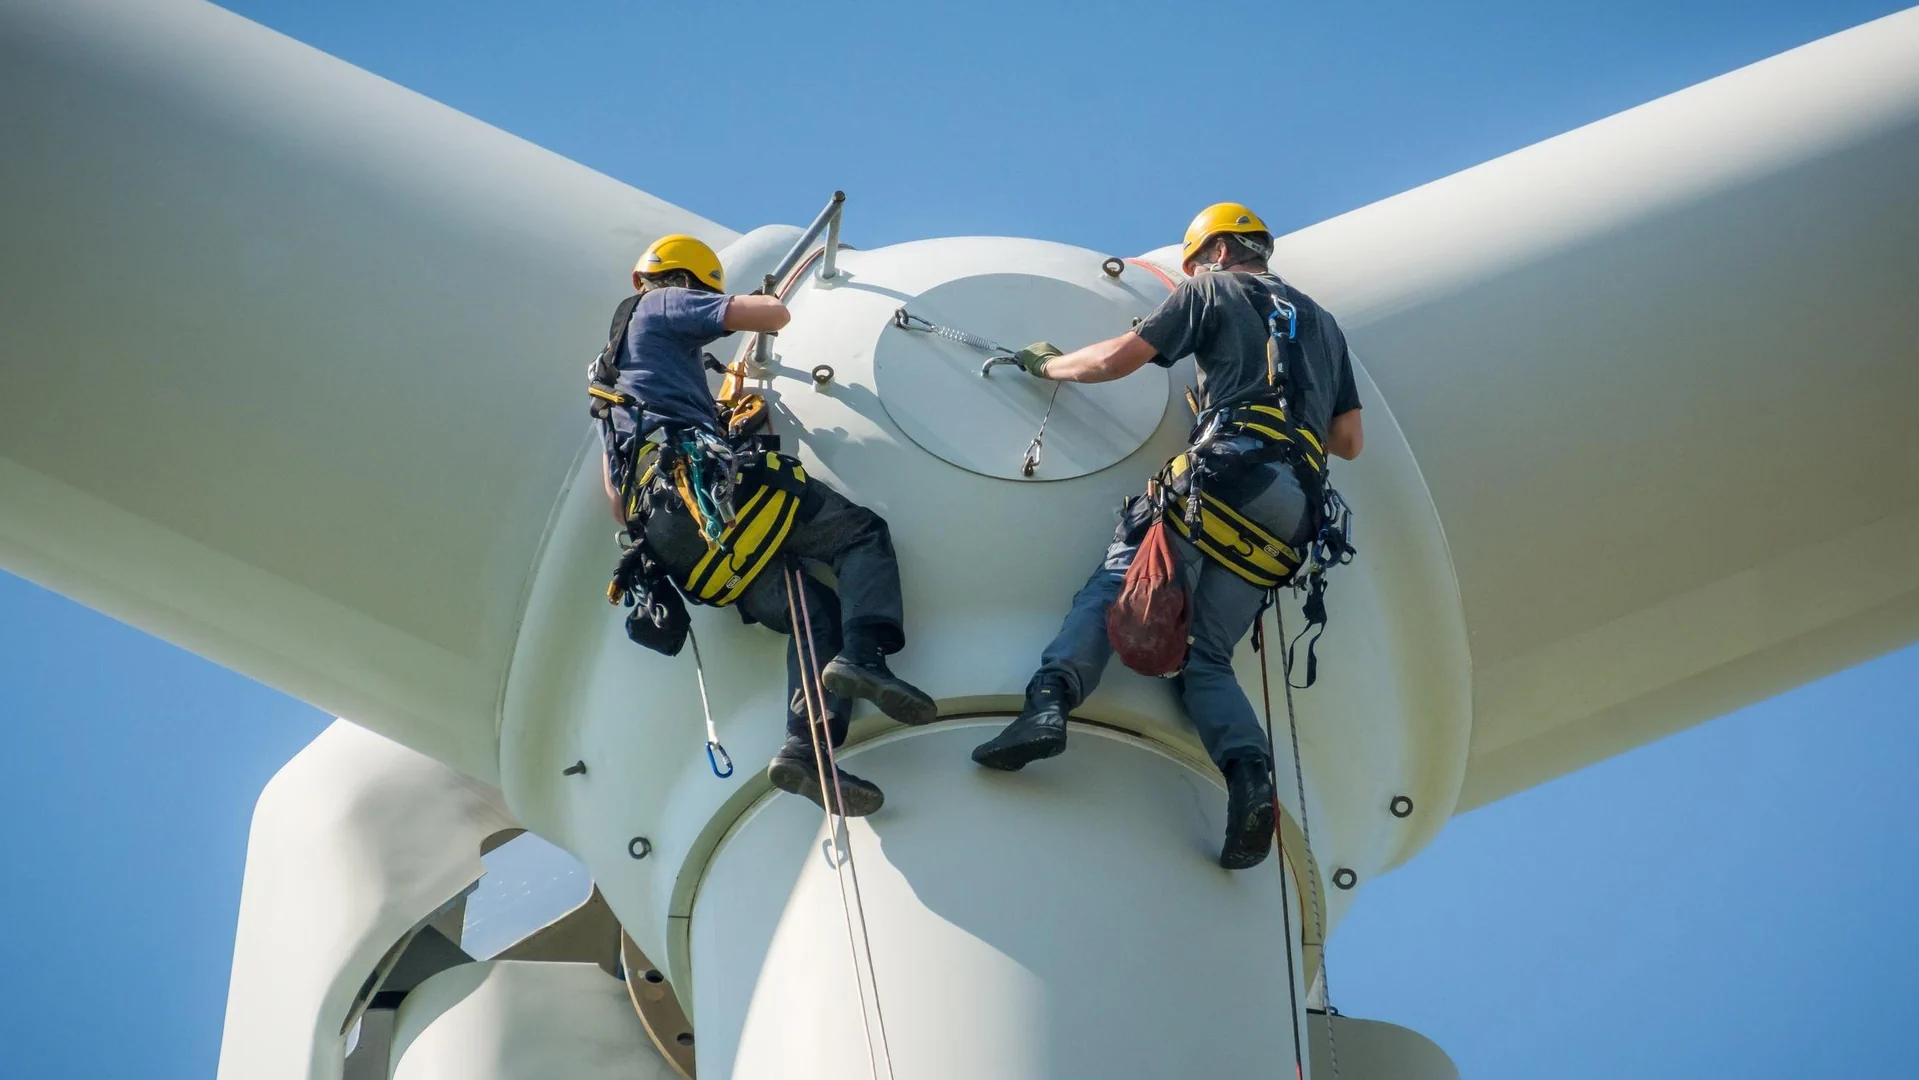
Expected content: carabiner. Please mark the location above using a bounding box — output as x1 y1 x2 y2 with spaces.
706 741 734 779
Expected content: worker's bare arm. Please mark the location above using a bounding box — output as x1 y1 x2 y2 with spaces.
1043 331 1159 383
723 295 791 333
601 453 625 522
1328 408 1363 460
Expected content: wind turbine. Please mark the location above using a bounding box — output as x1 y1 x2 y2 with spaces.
4 1 1917 1077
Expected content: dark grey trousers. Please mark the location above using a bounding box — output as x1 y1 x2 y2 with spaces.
643 473 906 747
1031 453 1311 770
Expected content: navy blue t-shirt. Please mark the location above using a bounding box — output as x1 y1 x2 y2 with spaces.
603 287 733 470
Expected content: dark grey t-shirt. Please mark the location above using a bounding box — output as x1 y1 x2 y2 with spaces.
1135 270 1360 440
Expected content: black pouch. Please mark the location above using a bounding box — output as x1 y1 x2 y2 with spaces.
624 579 690 657
610 538 691 657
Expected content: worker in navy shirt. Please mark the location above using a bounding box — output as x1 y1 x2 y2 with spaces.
597 234 937 817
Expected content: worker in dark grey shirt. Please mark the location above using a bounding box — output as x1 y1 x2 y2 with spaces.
597 235 937 818
971 203 1364 870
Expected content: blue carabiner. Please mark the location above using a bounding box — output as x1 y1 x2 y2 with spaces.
706 741 735 779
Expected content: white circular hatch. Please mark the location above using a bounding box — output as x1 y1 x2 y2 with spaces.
872 272 1169 481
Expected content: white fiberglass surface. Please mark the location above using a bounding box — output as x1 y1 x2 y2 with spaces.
873 271 1169 481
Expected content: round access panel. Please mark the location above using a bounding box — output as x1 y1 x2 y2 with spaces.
873 273 1169 481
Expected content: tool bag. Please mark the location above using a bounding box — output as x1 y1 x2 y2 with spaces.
1108 505 1192 677
607 537 691 656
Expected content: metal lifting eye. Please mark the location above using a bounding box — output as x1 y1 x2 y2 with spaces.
1101 257 1124 278
628 836 652 860
811 364 835 385
1331 867 1358 890
1389 795 1414 818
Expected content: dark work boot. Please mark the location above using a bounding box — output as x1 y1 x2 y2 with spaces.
971 677 1071 771
766 737 885 817
820 632 938 727
1218 758 1276 870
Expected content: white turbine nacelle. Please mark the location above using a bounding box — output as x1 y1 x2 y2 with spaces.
4 1 1918 1078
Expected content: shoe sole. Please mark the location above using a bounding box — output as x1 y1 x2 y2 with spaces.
768 757 884 817
1219 798 1277 870
821 660 938 726
970 731 1067 772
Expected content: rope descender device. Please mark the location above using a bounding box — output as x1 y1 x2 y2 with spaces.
687 628 733 779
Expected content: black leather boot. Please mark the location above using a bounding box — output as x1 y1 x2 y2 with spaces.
767 737 885 817
971 677 1071 771
1218 757 1276 870
821 633 938 727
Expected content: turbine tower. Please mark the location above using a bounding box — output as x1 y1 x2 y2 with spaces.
4 1 1917 1077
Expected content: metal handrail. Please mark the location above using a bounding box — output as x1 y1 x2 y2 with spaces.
753 190 844 369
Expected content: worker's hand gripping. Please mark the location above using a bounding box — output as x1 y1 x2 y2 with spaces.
1013 341 1063 378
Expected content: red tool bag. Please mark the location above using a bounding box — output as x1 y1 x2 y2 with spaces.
1108 519 1191 676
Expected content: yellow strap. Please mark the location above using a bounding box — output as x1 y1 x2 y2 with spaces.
714 494 799 606
671 457 737 546
1239 422 1293 444
687 485 773 594
1170 505 1287 589
1200 490 1299 564
680 455 812 606
1168 495 1300 589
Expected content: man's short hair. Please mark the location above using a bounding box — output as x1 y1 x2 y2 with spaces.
1219 231 1273 265
641 268 719 294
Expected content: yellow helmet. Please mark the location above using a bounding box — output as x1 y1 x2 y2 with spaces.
1180 202 1270 266
633 234 725 292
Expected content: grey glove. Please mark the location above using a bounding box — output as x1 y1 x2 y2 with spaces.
1013 341 1063 377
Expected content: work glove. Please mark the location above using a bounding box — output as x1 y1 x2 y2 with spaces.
1013 341 1062 377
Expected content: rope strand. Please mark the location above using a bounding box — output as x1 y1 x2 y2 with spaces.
1275 600 1340 1080
784 564 896 1080
1255 606 1308 1080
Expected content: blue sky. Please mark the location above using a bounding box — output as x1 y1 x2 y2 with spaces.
4 1 1916 1076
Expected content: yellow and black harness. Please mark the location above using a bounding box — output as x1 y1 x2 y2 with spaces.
628 440 810 608
1163 398 1327 590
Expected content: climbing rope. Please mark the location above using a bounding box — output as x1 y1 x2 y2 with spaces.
784 563 898 1080
685 627 732 778
1268 598 1342 1080
1253 611 1307 1080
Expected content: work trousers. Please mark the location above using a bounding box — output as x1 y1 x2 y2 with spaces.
1032 448 1311 771
643 472 907 749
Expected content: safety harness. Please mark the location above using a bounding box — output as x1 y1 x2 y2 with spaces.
1154 275 1356 686
591 294 810 615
